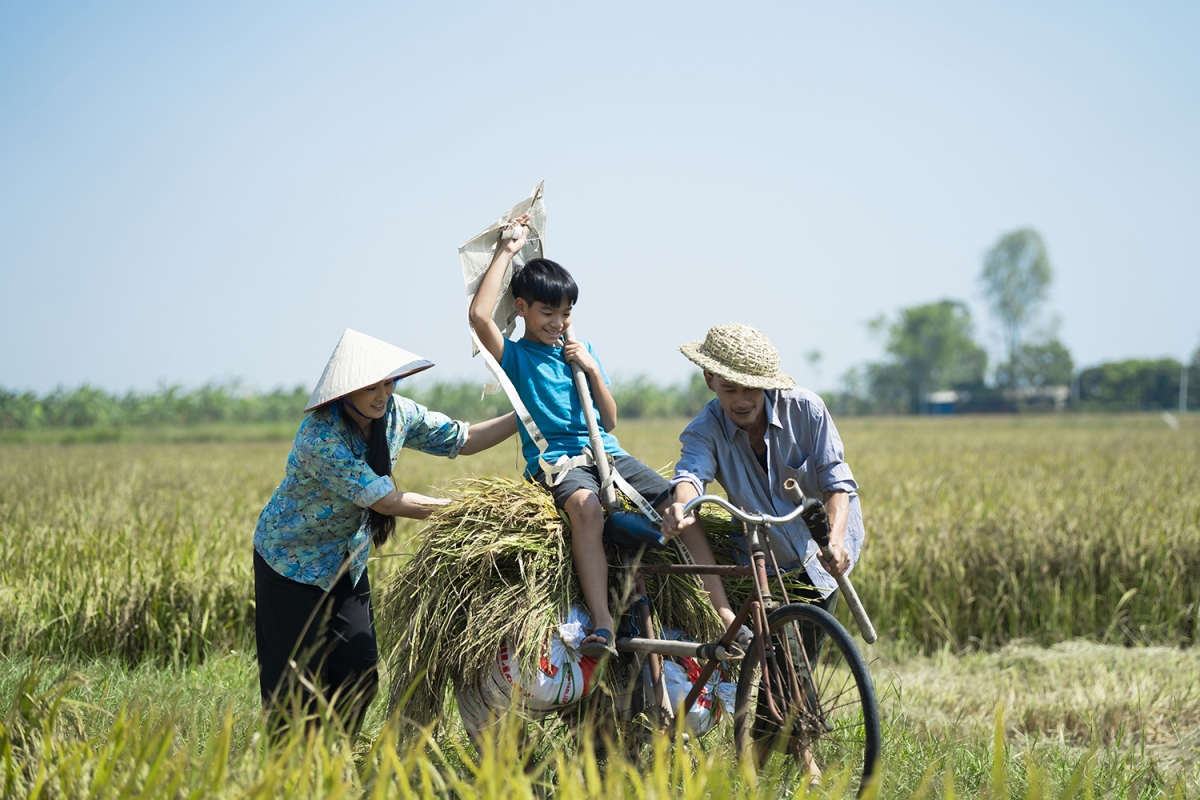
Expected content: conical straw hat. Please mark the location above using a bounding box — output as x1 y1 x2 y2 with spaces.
679 323 795 391
305 329 434 412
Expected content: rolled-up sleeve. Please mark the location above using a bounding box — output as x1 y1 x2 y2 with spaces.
356 474 396 508
401 401 468 459
672 422 718 498
808 402 858 495
295 424 389 507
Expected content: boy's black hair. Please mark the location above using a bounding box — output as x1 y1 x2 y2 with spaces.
511 258 578 308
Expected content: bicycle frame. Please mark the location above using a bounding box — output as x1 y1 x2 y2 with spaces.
613 492 813 729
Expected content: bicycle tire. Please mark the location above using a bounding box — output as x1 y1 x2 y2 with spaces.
733 603 880 795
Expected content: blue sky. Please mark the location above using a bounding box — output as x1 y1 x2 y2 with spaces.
2 1 1197 394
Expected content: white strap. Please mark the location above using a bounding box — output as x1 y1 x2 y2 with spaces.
539 446 663 525
540 452 594 486
469 327 548 455
611 468 663 524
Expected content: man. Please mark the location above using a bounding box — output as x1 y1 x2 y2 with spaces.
659 322 865 783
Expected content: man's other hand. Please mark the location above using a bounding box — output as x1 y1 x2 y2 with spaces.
817 541 851 578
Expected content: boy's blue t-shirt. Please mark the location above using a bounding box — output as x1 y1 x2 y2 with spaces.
500 336 627 477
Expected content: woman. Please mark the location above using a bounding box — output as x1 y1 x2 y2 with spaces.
252 328 516 734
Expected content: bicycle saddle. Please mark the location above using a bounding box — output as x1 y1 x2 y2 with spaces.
602 511 668 551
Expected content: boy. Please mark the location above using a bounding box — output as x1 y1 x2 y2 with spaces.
468 214 669 658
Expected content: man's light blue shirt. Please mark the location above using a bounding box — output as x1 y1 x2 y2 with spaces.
500 337 626 478
671 388 864 597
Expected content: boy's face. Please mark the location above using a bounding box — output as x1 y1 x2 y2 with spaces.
704 371 766 432
515 297 573 346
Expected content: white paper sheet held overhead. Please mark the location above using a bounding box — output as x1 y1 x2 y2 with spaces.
458 181 546 353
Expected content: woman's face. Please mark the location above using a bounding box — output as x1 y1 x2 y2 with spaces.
344 379 396 420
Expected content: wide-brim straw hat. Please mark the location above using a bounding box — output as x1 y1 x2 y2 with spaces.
679 323 795 391
304 329 434 412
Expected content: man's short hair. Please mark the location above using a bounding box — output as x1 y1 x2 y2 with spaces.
511 258 578 308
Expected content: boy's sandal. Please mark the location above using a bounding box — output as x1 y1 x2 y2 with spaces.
579 628 618 659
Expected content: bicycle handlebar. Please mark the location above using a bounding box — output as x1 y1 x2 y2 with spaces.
680 483 878 644
680 494 807 527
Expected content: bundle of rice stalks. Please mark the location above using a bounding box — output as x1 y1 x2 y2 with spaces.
379 477 757 729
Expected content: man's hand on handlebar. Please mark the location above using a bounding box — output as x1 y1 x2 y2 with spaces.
660 501 698 540
817 541 851 578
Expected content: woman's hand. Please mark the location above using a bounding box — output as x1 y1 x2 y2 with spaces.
370 491 450 520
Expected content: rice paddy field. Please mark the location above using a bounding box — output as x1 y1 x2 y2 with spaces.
2 413 1198 798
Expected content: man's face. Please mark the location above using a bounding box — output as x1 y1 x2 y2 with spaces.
705 372 766 432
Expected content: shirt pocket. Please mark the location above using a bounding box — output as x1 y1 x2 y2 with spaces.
778 460 816 501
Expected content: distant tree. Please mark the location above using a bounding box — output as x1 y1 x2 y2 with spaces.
884 300 988 414
826 364 909 416
1189 335 1200 410
1078 358 1184 411
981 228 1053 385
994 338 1074 389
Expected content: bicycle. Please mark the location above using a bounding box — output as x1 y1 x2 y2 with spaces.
589 477 881 795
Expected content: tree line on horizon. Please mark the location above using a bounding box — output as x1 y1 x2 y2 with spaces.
3 229 1197 430
2 356 1196 431
825 228 1200 416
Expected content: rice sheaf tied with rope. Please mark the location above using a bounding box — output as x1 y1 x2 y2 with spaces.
379 477 762 729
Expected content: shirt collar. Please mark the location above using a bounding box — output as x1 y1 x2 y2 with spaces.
517 335 563 352
765 390 783 430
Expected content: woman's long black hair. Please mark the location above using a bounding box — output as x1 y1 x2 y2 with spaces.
344 395 396 548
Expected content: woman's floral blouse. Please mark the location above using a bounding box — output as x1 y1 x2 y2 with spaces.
254 396 467 591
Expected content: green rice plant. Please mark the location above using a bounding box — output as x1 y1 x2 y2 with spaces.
843 414 1200 652
3 414 1198 668
0 443 277 665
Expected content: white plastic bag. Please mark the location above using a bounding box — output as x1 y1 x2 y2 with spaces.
646 628 738 738
455 605 603 740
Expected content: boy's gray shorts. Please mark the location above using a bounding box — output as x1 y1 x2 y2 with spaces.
533 454 670 510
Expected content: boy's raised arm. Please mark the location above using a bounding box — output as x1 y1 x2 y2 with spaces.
468 214 531 362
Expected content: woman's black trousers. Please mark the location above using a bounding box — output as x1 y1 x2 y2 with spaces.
253 549 379 735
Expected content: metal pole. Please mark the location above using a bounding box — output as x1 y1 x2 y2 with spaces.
563 324 619 513
1182 366 1189 414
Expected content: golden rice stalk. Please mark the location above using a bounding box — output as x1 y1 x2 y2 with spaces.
378 478 743 729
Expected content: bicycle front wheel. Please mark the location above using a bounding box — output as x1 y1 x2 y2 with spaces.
733 602 881 795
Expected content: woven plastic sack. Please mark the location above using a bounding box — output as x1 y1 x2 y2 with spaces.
646 628 737 738
455 605 603 740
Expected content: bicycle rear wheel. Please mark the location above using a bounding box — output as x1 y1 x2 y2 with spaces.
733 603 880 795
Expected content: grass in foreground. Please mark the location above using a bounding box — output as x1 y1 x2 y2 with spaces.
3 640 1197 798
